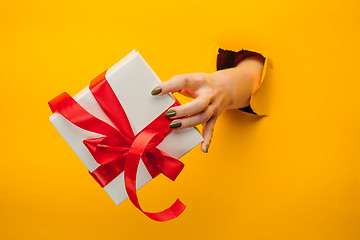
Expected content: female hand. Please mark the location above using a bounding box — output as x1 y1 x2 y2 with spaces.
151 56 264 153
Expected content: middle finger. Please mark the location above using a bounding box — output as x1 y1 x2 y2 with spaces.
165 95 211 119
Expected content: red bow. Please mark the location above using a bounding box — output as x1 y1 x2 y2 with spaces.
49 70 186 221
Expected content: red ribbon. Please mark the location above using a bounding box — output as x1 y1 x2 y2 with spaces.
49 70 186 221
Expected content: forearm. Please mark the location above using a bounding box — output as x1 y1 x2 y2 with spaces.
212 56 264 109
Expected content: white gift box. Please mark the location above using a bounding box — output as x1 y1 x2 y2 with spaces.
49 49 203 205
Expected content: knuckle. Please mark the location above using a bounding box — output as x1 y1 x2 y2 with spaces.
208 89 216 99
197 98 209 110
205 104 215 116
201 111 211 122
180 75 189 87
206 112 212 122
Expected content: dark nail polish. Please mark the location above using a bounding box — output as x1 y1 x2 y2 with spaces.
165 110 176 117
151 87 162 95
206 146 209 153
169 121 182 128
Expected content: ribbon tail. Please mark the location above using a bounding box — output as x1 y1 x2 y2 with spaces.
144 199 186 222
151 149 184 181
125 131 186 222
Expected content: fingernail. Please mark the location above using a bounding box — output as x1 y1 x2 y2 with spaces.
165 110 176 117
151 87 162 95
206 145 209 153
169 121 182 128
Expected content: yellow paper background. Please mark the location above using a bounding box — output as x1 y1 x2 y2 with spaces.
1 0 359 239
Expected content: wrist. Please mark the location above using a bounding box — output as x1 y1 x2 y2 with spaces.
236 56 264 94
212 56 264 110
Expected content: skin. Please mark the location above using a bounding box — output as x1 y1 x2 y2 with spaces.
152 56 264 153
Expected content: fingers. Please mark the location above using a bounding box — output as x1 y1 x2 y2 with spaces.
168 106 218 153
152 72 218 153
201 116 217 153
165 95 212 119
151 74 205 96
169 104 215 130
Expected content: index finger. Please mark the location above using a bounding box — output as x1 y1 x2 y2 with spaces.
151 73 202 96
